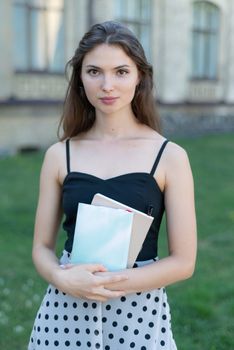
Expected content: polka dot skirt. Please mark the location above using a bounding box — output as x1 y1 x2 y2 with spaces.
28 251 177 350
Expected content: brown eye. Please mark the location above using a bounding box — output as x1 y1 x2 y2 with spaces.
87 69 99 76
117 69 129 76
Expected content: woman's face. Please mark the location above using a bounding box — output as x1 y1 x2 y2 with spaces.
81 44 140 116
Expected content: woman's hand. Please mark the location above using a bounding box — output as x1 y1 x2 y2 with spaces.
54 263 129 301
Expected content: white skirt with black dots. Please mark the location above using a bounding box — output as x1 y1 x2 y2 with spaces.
28 251 177 350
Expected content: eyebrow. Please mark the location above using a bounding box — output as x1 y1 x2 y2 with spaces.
85 64 131 69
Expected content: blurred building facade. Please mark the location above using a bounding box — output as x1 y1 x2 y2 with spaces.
0 0 234 152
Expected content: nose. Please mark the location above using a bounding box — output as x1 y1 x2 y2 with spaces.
101 75 114 92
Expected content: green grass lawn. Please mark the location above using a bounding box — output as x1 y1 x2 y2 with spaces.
0 133 233 350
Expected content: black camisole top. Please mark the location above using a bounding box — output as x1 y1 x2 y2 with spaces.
62 139 169 261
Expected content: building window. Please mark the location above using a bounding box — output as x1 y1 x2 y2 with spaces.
13 0 65 73
192 1 220 79
115 0 152 59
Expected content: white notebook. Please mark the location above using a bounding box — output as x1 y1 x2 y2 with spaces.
70 202 134 271
92 193 154 267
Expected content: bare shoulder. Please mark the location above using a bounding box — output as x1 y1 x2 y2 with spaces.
141 127 190 164
164 141 189 165
41 141 67 180
43 141 66 165
163 141 193 188
45 141 65 158
138 126 167 144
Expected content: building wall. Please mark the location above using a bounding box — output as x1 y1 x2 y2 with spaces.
224 0 234 102
0 104 61 152
188 0 234 103
155 0 191 102
0 1 13 101
0 0 234 153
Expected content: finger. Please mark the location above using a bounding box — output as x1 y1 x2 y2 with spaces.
69 292 107 302
98 274 129 285
87 287 125 300
60 263 74 269
99 288 126 299
85 264 108 273
86 294 108 302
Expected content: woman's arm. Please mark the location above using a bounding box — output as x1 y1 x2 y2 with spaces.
32 143 128 301
95 143 197 293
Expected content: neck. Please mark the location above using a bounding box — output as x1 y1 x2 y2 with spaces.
90 109 140 141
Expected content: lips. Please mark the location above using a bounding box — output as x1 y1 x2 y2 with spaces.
99 97 119 105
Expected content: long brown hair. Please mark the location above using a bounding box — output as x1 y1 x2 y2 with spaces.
58 21 161 140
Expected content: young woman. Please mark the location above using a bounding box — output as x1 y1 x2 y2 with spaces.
28 21 197 350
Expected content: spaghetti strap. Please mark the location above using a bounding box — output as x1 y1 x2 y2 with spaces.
150 139 169 175
65 139 71 174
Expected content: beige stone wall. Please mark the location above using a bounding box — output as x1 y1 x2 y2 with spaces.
0 105 62 152
156 0 234 103
65 0 88 59
0 1 13 100
92 0 114 22
12 74 67 100
224 0 234 102
0 0 234 152
155 0 191 102
188 0 234 103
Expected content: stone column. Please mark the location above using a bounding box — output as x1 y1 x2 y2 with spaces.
92 0 114 23
0 0 13 100
224 0 234 102
151 0 166 101
65 0 88 61
156 0 191 103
